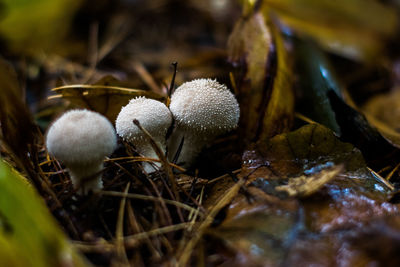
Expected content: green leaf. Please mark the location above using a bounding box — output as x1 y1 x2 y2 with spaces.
0 160 88 267
0 0 83 54
294 39 342 134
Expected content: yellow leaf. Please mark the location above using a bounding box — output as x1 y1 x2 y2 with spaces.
261 0 398 60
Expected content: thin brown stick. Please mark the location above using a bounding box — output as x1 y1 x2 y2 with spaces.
131 60 163 95
386 161 400 181
133 120 180 202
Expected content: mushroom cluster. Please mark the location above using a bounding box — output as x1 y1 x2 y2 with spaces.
114 78 239 170
45 78 239 194
46 109 117 194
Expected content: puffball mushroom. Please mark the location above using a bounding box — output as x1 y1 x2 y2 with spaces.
168 78 240 168
115 97 173 173
46 109 117 194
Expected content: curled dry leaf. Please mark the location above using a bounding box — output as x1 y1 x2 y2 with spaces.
49 76 165 122
275 164 344 197
228 9 294 143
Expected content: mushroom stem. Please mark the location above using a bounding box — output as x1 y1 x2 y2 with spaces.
167 129 206 168
136 141 166 173
68 161 104 195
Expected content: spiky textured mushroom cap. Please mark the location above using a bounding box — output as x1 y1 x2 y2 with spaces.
169 79 240 135
115 97 172 142
46 109 117 165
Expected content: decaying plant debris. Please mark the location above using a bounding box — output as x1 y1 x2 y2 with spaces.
1 0 400 266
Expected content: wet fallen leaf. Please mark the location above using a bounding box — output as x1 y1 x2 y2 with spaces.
203 123 400 265
207 187 301 266
241 123 374 182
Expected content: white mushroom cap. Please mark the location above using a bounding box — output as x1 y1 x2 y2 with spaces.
168 78 240 168
46 109 117 194
115 97 172 172
116 97 172 142
169 78 240 137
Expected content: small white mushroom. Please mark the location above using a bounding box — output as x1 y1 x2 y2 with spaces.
168 78 240 168
46 109 117 194
115 97 172 173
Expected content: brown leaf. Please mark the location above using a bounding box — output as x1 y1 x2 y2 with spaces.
227 10 294 143
49 76 165 122
207 187 301 266
204 124 400 265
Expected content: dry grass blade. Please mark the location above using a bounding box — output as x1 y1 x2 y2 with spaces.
124 222 193 247
367 167 395 191
114 183 130 266
207 169 241 184
72 240 115 253
50 84 163 99
386 162 400 182
177 178 246 266
105 156 186 172
97 190 202 216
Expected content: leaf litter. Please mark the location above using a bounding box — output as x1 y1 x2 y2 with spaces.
1 0 400 266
